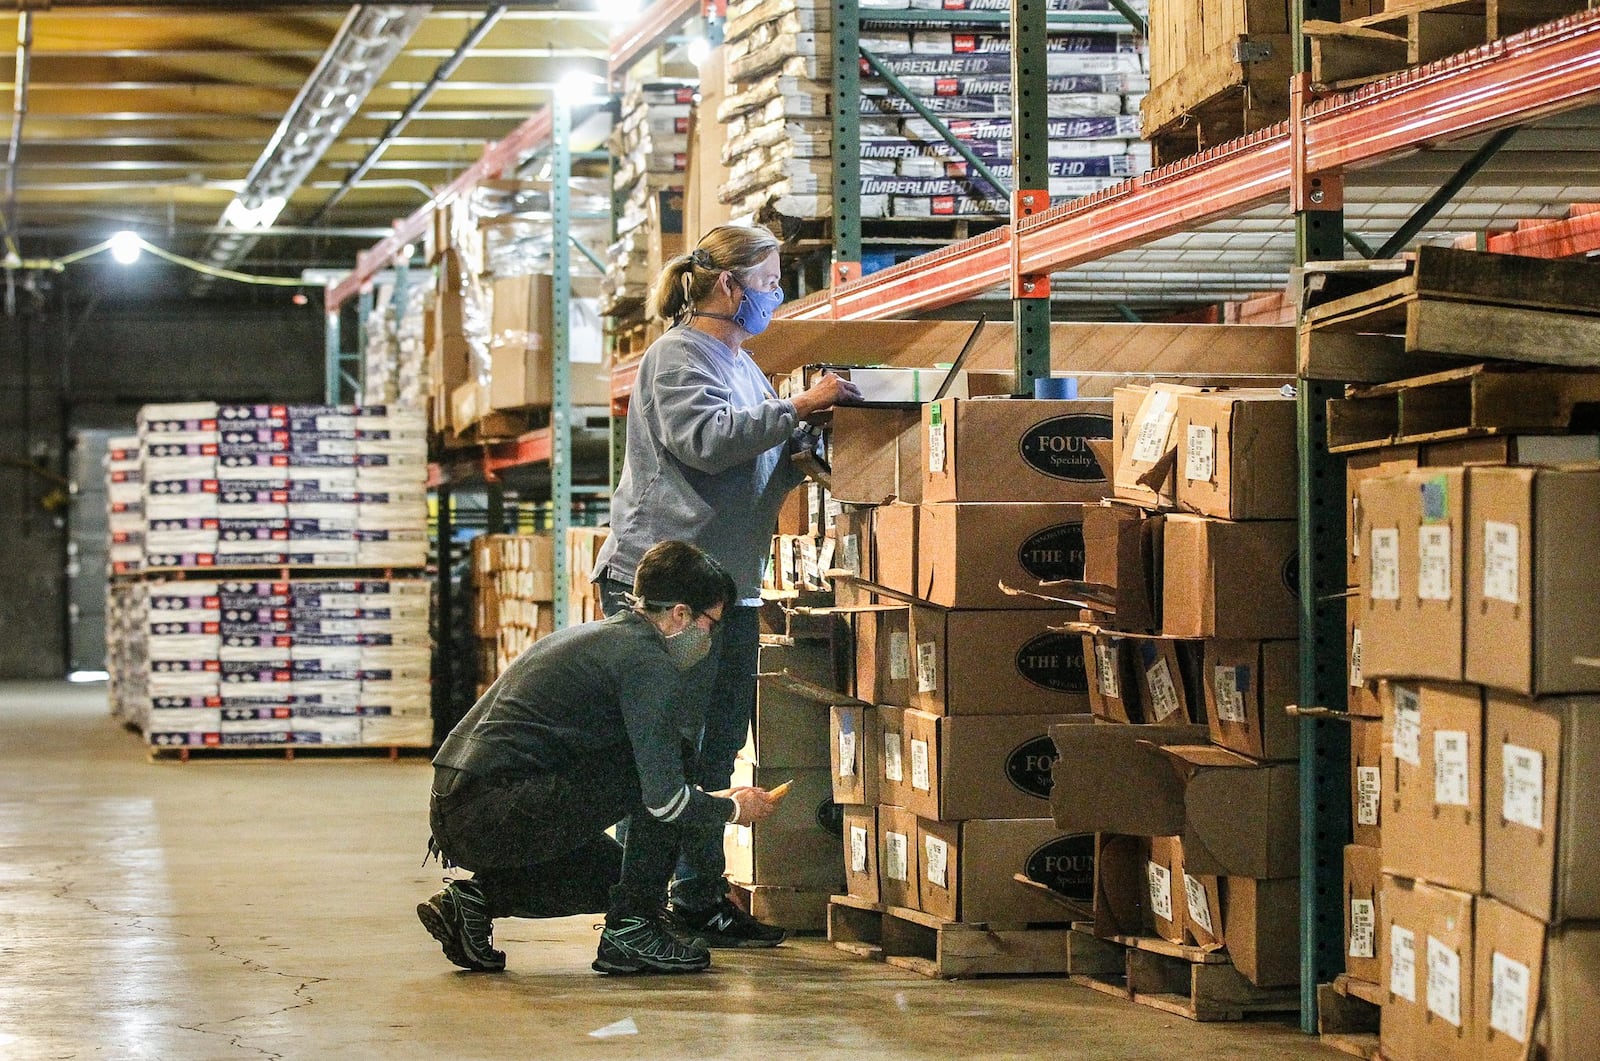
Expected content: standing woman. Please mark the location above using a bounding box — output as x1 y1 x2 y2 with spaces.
593 223 858 946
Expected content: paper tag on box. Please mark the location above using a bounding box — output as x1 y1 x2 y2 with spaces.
736 824 752 849
884 731 903 782
928 407 946 474
1391 925 1418 1003
1490 952 1531 1043
1502 743 1544 831
1146 860 1173 921
889 631 910 681
1417 525 1453 601
1434 730 1470 807
1350 626 1364 688
1349 898 1375 959
1483 520 1520 605
1427 935 1463 1027
1184 874 1214 935
925 835 949 889
1370 529 1401 600
841 533 861 575
1184 424 1215 483
1212 664 1247 724
885 830 908 882
1393 686 1422 767
1357 765 1381 827
1095 643 1121 699
916 640 938 693
1146 656 1181 722
850 825 869 874
838 722 857 778
910 737 931 792
1131 390 1175 465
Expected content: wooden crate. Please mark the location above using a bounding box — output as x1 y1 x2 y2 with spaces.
1317 974 1382 1059
827 894 1072 979
1066 924 1300 1022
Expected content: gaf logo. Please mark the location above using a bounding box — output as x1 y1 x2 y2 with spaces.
1014 632 1089 694
1024 834 1096 902
1017 522 1086 583
1019 414 1113 481
1005 734 1059 798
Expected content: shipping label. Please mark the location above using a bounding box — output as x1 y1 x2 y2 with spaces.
1483 520 1521 605
1391 925 1418 1003
1393 686 1423 767
928 406 947 474
841 533 861 575
1434 730 1471 807
1094 642 1120 700
1370 529 1401 600
1184 874 1214 935
1501 742 1545 831
1417 525 1453 601
925 835 949 889
910 738 931 792
838 719 857 778
1212 664 1247 724
884 731 904 782
889 631 911 681
1490 952 1531 1043
1357 766 1381 827
885 830 909 882
1427 935 1463 1027
1146 655 1181 722
1184 424 1215 483
1129 390 1174 465
1349 899 1375 959
1350 626 1364 688
850 825 870 874
916 640 938 693
1146 860 1173 921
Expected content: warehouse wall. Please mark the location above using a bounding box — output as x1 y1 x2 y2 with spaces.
0 299 325 678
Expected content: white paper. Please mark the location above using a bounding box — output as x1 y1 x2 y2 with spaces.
736 824 752 848
1501 743 1545 831
910 738 931 792
1349 626 1364 688
841 533 861 575
889 631 910 681
1146 656 1181 722
1212 665 1246 724
1095 643 1120 700
1349 899 1375 959
916 640 938 693
1357 766 1381 827
1489 951 1531 1043
925 835 949 889
1184 424 1216 483
1483 520 1521 605
884 731 904 782
1184 874 1214 935
1434 730 1471 807
885 830 908 882
1370 529 1401 601
850 825 869 874
1417 525 1453 602
1393 686 1423 767
1427 935 1463 1027
1390 925 1418 1003
1146 860 1173 921
928 414 947 474
838 728 857 778
1130 390 1175 465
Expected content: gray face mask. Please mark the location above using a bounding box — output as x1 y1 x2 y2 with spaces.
663 624 713 671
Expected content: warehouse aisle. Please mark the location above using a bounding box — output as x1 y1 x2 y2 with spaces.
0 681 1341 1060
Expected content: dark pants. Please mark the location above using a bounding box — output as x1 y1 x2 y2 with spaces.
598 575 761 911
428 750 680 922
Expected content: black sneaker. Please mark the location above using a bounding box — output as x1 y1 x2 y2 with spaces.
417 878 506 972
592 914 712 975
671 898 787 948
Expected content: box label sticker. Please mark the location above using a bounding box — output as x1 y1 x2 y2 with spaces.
884 731 904 782
850 824 869 874
910 737 931 792
1483 520 1520 605
1095 642 1121 700
1370 529 1401 600
1130 390 1175 464
1434 730 1470 807
889 631 910 681
1427 935 1463 1027
838 718 857 778
1349 626 1364 688
928 408 947 474
1393 686 1422 767
885 830 908 882
1349 898 1375 959
1184 424 1215 483
1502 742 1544 831
1184 874 1214 935
1146 860 1173 921
1146 655 1181 722
841 533 861 575
1421 475 1449 524
1390 925 1418 1003
1357 766 1381 827
1490 952 1531 1043
925 835 949 889
1417 525 1453 601
1212 664 1247 724
1020 415 1112 482
916 640 938 693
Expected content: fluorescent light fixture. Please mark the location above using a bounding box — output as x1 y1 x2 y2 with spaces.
687 37 711 68
67 670 110 683
221 195 287 231
109 232 142 265
558 70 607 105
595 0 642 21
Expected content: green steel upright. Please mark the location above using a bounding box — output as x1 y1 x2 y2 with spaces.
552 97 574 627
833 0 861 276
1009 0 1052 391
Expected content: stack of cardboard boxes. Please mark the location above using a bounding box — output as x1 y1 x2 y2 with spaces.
470 533 556 689
566 526 612 627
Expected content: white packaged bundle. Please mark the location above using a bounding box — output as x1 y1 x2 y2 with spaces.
289 466 360 488
142 455 217 481
290 679 364 705
146 636 222 661
108 481 146 506
219 715 293 736
361 715 434 746
144 530 221 555
291 715 362 744
145 707 224 731
363 693 434 717
146 674 221 697
138 402 219 428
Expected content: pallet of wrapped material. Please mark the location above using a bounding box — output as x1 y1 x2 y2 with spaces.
719 74 830 121
728 32 836 81
861 91 1126 118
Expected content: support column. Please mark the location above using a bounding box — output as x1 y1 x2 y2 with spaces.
1010 0 1050 393
832 0 862 287
552 98 574 627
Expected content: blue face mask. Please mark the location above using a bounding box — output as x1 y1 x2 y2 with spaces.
731 279 784 335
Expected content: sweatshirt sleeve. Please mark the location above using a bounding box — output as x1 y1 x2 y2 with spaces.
650 360 800 475
615 649 738 828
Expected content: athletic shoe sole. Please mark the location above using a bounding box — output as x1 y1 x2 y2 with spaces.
591 953 710 975
417 899 504 972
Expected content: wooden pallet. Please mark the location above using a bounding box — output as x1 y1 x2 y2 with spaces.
827 893 1072 979
729 882 831 934
1065 924 1300 1022
1326 362 1600 451
1142 35 1293 167
1317 974 1382 1059
148 743 428 763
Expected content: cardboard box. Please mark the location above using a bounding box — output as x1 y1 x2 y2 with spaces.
830 704 881 806
1474 896 1600 1061
878 706 907 807
793 365 1012 405
1082 501 1162 633
833 506 872 585
1173 389 1298 520
910 607 1091 716
916 502 1088 609
1083 630 1141 723
1224 876 1301 988
871 502 917 596
922 397 1114 504
1145 835 1189 943
1161 515 1299 640
1423 432 1600 469
723 766 842 891
1346 843 1382 983
1049 722 1299 878
745 642 837 769
775 484 811 537
917 818 1095 925
486 274 610 409
1134 637 1194 726
1351 716 1383 848
1359 468 1467 681
1204 639 1299 760
1382 682 1484 893
1484 692 1600 923
829 406 920 506
1380 874 1476 1061
843 805 879 903
851 605 912 707
897 709 1085 821
1347 593 1383 718
1113 384 1201 509
1346 445 1422 588
878 803 920 909
1466 465 1600 696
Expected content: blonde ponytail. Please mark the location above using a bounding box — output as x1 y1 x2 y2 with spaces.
647 224 781 324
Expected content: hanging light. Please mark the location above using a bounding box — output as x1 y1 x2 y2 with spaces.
109 231 142 265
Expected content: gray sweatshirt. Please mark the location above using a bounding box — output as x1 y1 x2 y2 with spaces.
596 325 810 601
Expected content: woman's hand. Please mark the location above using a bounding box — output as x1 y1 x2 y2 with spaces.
791 372 862 419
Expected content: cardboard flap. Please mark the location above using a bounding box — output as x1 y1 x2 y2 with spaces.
757 669 871 708
1011 871 1095 923
999 578 1117 612
1159 744 1261 771
1179 762 1301 878
1048 723 1209 837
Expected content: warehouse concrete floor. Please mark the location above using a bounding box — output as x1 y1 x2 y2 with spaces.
0 681 1344 1060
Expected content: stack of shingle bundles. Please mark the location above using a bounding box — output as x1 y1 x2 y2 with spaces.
105 579 147 726
106 435 144 575
605 78 694 317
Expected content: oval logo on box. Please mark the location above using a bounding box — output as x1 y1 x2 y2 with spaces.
1017 522 1086 582
1024 834 1096 902
1005 734 1059 798
1014 632 1089 693
1282 549 1301 598
815 798 845 838
1018 414 1113 482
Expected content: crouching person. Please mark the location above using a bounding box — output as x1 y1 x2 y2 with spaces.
417 540 780 975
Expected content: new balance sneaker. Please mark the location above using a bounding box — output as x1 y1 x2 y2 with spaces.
592 913 712 975
670 898 787 948
417 878 506 972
